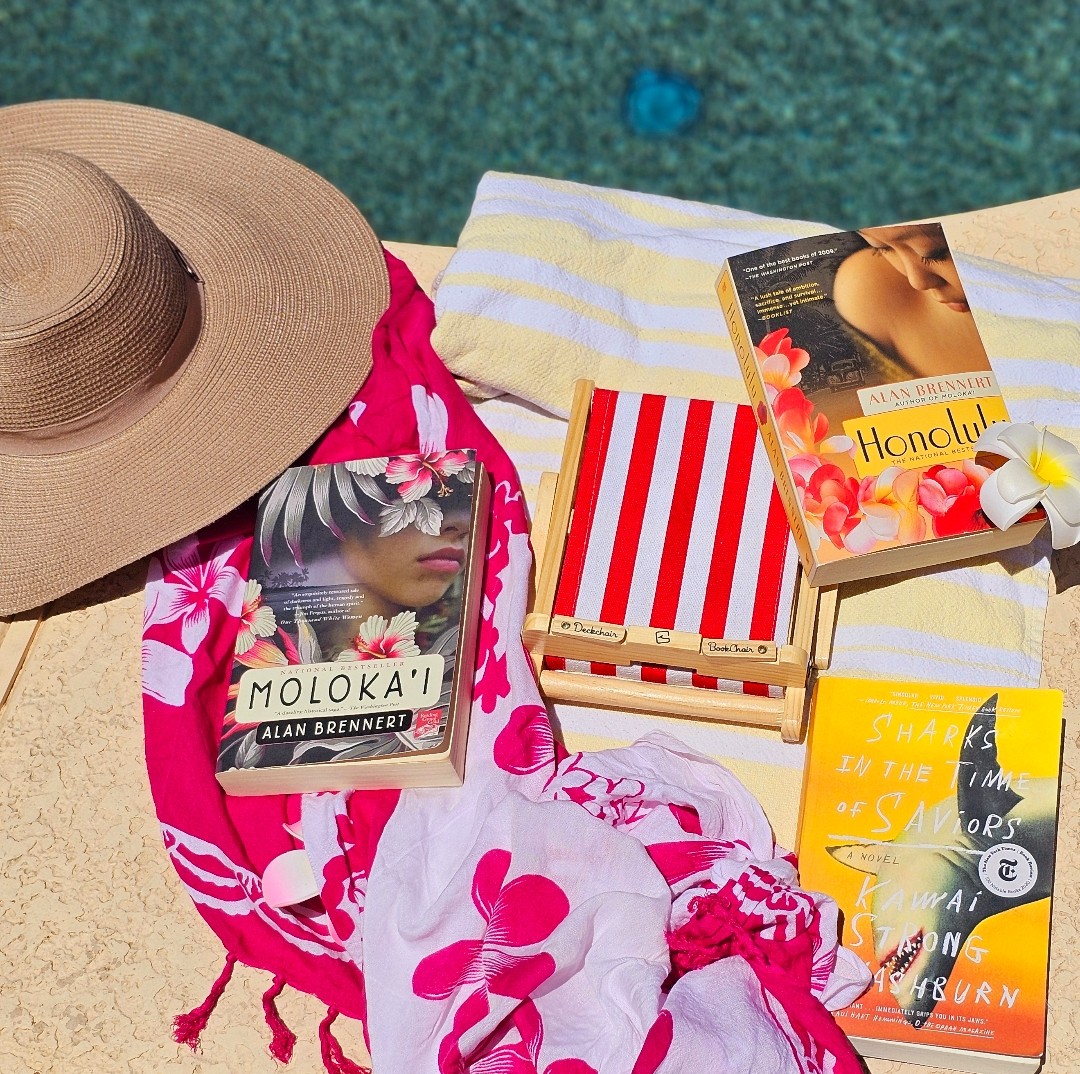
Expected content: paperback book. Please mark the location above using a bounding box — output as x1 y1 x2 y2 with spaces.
717 224 1045 586
797 677 1063 1073
216 450 490 795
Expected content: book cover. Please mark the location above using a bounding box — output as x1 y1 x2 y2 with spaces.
216 450 489 795
717 224 1044 586
797 677 1063 1073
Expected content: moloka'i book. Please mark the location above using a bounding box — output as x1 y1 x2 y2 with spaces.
797 677 1063 1074
216 450 490 795
717 224 1045 586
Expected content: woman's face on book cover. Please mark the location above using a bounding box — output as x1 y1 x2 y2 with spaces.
338 506 471 616
857 223 970 313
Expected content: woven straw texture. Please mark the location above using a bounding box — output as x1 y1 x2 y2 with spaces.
0 99 390 615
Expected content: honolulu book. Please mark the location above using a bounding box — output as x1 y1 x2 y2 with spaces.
797 677 1063 1073
717 224 1045 586
216 450 490 795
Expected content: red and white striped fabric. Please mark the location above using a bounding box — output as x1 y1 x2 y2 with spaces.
546 388 799 697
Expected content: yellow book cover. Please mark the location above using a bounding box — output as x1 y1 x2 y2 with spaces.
717 226 1045 586
797 678 1063 1072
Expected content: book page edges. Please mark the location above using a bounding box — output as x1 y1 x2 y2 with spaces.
848 1033 1042 1074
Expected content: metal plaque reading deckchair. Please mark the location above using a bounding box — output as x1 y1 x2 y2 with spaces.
523 380 837 742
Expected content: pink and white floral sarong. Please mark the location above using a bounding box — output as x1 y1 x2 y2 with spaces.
142 251 869 1074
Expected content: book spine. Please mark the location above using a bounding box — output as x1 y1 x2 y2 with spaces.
716 263 817 584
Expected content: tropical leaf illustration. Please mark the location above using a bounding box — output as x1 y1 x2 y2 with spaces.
258 467 304 565
257 462 393 567
233 728 267 769
412 497 444 536
294 607 323 665
281 466 314 565
344 457 389 476
344 458 391 504
379 497 444 537
333 465 373 524
311 465 344 541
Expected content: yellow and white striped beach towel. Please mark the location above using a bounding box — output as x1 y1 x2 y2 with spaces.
430 172 1080 840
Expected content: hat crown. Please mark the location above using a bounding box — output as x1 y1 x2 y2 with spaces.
0 149 191 431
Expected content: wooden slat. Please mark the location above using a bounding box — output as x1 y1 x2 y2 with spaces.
532 379 594 625
780 682 809 744
530 625 807 687
813 586 839 670
0 610 43 714
538 669 784 729
526 471 560 677
789 569 817 658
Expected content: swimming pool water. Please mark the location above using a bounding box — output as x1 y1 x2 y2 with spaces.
2 1 1078 245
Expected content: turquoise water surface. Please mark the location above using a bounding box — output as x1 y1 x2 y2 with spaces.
2 1 1078 245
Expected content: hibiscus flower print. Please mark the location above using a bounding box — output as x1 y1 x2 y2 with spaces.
471 1000 598 1074
142 585 195 708
386 450 471 502
338 611 421 661
412 386 450 453
550 756 648 827
412 849 570 1003
493 705 555 775
234 578 277 655
144 534 244 654
717 861 816 943
319 812 363 947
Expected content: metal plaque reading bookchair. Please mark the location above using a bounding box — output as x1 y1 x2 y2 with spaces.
523 380 837 743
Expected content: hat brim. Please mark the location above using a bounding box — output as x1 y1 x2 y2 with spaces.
0 99 390 616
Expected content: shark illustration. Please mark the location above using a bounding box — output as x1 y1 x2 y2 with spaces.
828 694 1057 1028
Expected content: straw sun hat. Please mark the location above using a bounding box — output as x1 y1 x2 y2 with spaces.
0 99 390 617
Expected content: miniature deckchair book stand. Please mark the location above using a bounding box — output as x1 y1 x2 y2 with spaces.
523 380 837 743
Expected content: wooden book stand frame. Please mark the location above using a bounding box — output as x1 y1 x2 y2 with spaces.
522 380 837 743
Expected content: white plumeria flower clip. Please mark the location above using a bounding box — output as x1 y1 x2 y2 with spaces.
975 421 1080 549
